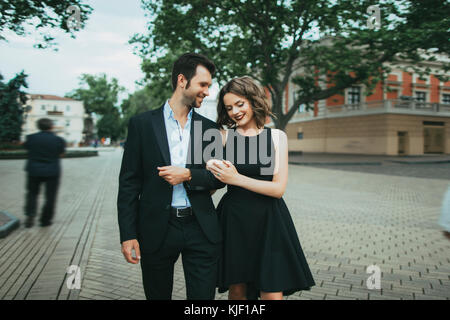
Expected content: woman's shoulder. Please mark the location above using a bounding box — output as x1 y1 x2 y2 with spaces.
269 128 287 141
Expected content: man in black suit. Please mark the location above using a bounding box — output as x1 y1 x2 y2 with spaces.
118 53 225 300
24 118 66 228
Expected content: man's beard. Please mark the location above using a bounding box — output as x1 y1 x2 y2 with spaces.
189 99 197 109
181 88 196 108
186 94 202 109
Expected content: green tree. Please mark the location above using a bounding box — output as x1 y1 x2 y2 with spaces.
66 73 125 142
97 109 123 142
130 0 450 130
121 84 171 120
66 74 125 115
119 85 168 138
0 0 92 49
0 71 28 144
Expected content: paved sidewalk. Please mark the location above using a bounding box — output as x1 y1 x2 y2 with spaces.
290 153 450 180
0 149 449 300
289 152 450 164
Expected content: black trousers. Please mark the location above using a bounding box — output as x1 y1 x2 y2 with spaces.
24 174 60 223
140 213 220 300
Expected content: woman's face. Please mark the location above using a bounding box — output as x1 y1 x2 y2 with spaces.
223 92 255 127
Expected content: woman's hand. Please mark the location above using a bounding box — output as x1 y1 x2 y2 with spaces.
207 159 241 185
206 159 223 171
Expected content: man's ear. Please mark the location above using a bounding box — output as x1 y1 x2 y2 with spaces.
178 74 186 89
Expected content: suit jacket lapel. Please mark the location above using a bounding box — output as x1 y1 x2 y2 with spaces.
151 105 171 166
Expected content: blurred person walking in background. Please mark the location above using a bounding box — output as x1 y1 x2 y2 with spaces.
23 118 66 228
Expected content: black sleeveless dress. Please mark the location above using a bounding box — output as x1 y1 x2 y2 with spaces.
216 127 315 298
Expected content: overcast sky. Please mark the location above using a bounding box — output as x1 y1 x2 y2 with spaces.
0 1 152 102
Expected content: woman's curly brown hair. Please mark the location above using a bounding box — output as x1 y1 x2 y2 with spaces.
216 76 274 129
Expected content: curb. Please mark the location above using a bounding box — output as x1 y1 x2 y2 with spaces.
289 158 450 166
289 160 450 166
385 160 450 165
289 161 383 166
0 150 99 160
0 211 20 238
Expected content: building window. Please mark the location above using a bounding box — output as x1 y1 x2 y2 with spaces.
415 91 427 109
442 94 450 104
66 120 70 127
348 86 361 104
66 105 71 111
41 105 45 111
297 132 303 140
53 105 58 112
415 92 426 102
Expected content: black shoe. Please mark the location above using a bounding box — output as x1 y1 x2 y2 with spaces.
40 221 52 227
25 217 34 228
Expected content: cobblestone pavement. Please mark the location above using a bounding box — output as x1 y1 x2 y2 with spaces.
0 149 449 300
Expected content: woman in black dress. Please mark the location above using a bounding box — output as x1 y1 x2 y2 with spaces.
207 76 315 300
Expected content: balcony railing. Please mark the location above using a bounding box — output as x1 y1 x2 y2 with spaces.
391 100 450 112
317 100 450 118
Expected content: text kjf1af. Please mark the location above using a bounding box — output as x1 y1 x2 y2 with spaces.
184 304 266 317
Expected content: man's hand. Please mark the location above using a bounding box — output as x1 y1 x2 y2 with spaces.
158 166 190 186
121 239 141 264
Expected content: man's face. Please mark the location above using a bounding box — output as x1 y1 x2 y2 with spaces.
181 65 212 108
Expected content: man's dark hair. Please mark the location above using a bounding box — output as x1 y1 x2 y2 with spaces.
37 118 53 131
171 53 215 91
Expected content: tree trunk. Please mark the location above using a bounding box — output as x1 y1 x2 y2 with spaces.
270 90 292 132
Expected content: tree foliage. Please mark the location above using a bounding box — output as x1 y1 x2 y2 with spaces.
0 0 92 49
66 73 125 115
66 73 125 141
0 71 28 143
96 109 123 142
121 83 171 118
130 0 450 130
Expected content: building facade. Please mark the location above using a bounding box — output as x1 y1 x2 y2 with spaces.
22 94 86 147
280 59 450 155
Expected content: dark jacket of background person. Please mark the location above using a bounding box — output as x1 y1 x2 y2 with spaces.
24 131 66 177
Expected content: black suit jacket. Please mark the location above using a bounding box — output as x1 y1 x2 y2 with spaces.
117 104 225 253
24 131 66 177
